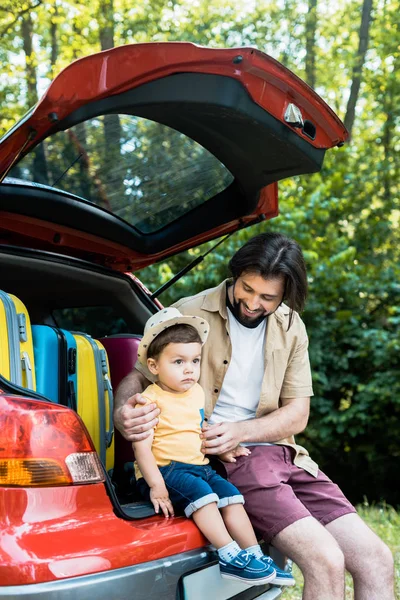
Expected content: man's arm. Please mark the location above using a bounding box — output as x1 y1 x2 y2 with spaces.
203 320 312 455
201 396 310 455
113 368 160 441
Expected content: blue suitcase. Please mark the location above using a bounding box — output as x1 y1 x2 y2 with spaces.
32 325 77 409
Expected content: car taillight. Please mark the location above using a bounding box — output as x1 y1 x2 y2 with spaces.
0 395 104 486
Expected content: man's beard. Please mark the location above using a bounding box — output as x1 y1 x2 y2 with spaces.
227 283 269 329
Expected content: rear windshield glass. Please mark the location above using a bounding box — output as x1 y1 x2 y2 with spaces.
53 306 128 338
10 114 234 233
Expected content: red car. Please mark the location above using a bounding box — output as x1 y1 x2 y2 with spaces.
0 42 347 599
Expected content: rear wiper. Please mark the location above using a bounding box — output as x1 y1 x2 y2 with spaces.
151 214 266 299
51 152 83 187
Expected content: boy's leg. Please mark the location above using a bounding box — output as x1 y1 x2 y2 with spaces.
192 502 234 548
206 465 295 586
219 503 258 549
205 465 259 548
219 498 295 587
165 464 276 585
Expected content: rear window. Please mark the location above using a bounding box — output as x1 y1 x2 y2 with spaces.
53 306 128 339
10 114 234 233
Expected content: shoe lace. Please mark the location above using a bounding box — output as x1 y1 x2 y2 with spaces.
239 550 251 562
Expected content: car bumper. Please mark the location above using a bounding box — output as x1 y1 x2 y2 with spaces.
0 549 282 600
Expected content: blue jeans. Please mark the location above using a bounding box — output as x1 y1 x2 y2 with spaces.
138 461 244 518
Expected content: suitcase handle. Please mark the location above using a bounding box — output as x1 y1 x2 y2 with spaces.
67 380 77 411
104 374 114 448
21 351 34 391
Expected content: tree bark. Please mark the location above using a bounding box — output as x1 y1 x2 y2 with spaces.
21 12 37 107
343 0 373 139
21 12 48 183
97 0 123 206
98 0 114 51
305 0 317 89
50 0 58 77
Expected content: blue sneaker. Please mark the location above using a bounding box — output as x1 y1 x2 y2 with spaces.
260 556 295 586
219 549 276 585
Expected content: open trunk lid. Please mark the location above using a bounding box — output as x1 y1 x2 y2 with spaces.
0 42 348 271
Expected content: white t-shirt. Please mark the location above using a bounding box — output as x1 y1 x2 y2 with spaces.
210 307 266 424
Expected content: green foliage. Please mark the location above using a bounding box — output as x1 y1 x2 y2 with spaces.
1 0 399 504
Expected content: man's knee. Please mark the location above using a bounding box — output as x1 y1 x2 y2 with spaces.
362 539 393 578
302 542 345 580
379 543 395 587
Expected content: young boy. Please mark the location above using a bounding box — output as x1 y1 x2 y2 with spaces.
133 307 295 587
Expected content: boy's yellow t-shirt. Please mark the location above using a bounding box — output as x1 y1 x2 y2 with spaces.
134 382 208 481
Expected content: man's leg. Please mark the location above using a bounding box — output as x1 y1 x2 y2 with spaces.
272 516 346 600
222 446 347 600
326 513 395 600
288 457 395 600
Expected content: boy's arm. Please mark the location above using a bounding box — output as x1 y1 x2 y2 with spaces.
133 433 174 518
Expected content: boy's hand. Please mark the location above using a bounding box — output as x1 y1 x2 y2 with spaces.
150 484 174 518
218 445 251 463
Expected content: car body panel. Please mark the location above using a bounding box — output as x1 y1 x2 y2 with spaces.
0 43 347 173
0 482 205 585
0 550 283 600
0 43 347 271
0 184 277 271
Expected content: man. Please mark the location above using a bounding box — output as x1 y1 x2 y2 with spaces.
114 232 394 600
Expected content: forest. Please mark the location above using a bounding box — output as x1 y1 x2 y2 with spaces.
1 0 399 504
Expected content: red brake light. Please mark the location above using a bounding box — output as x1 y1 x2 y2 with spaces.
0 395 104 486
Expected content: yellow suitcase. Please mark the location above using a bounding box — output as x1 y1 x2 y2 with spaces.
73 333 114 471
0 291 36 390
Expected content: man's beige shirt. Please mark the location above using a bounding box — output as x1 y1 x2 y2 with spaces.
136 279 318 477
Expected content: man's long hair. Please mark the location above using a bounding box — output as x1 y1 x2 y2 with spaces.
228 232 308 329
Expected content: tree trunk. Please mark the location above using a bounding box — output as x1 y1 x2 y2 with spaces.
305 0 317 89
50 0 58 77
21 12 37 107
98 0 114 51
343 0 373 139
21 12 48 184
97 0 123 207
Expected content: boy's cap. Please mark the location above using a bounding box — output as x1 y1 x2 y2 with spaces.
137 307 210 366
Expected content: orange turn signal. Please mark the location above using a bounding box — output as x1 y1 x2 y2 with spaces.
0 458 71 486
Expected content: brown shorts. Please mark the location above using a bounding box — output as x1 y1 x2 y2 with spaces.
218 445 356 544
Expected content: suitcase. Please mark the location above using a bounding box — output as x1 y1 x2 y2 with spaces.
32 325 77 409
0 291 36 390
73 333 114 470
100 335 142 488
99 334 142 392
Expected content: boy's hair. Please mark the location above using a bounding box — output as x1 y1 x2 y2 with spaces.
147 324 202 360
229 232 308 328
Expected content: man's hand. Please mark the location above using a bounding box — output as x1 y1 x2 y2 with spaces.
150 484 174 518
200 422 242 455
218 445 251 463
114 393 160 442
